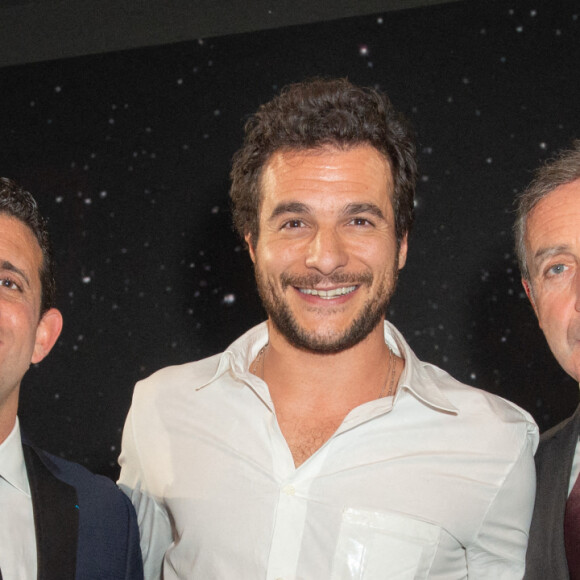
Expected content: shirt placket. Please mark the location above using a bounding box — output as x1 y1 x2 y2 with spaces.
265 413 330 580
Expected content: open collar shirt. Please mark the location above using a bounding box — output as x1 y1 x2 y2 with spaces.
0 418 37 579
119 321 538 580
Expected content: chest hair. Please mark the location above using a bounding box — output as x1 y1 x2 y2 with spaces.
278 413 345 468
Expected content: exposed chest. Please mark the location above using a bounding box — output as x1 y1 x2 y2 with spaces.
156 393 504 579
277 413 346 467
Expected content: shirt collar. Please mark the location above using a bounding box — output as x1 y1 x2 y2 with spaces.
201 320 458 415
385 321 458 414
196 322 269 387
222 322 270 376
0 418 31 496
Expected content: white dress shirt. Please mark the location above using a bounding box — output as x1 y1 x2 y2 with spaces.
0 418 37 580
119 321 539 580
569 436 580 496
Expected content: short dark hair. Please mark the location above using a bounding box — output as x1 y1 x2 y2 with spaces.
0 177 56 314
230 77 417 246
514 140 580 281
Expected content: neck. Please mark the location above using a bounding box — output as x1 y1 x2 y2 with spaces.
263 320 399 410
0 403 18 446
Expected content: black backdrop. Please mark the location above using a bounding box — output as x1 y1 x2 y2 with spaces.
1 0 579 478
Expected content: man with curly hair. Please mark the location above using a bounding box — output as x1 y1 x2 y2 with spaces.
120 78 538 579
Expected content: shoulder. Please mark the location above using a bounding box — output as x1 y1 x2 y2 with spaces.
133 353 223 399
525 408 580 578
411 362 539 459
389 322 537 437
127 353 224 419
24 444 144 578
540 403 580 443
128 324 266 407
536 403 580 466
123 354 226 445
457 379 535 425
418 360 537 430
27 444 132 511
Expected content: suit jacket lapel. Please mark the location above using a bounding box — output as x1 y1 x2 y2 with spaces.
534 403 580 578
22 443 79 580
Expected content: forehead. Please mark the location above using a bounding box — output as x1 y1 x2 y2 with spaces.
0 213 43 276
525 179 580 258
526 179 580 238
259 145 392 208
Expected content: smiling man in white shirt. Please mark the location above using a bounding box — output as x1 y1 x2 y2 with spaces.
119 78 538 579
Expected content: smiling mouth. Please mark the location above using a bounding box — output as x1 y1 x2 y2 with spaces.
298 286 357 299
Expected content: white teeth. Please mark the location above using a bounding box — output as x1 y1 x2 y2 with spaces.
299 286 356 299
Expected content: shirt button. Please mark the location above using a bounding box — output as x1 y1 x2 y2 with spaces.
282 484 295 495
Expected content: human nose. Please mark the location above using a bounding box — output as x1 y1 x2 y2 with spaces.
575 271 580 312
304 227 348 275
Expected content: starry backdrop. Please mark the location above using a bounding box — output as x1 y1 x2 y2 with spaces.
1 0 579 478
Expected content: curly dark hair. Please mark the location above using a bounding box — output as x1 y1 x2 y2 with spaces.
0 177 56 314
514 140 580 281
230 78 417 246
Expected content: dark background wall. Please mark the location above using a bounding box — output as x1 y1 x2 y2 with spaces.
0 0 458 68
1 0 579 478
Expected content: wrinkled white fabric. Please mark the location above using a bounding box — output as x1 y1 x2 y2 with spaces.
119 321 538 580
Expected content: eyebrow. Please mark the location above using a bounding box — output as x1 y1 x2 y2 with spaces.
342 202 386 220
532 245 573 269
0 260 31 288
268 202 311 220
268 201 386 221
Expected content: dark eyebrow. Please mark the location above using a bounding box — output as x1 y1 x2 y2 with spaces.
343 203 386 220
268 202 311 221
0 260 31 288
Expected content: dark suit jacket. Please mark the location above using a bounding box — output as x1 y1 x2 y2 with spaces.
18 440 143 580
525 403 580 580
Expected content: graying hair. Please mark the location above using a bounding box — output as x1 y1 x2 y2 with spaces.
514 140 580 281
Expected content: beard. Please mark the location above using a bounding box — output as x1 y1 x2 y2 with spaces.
254 266 399 354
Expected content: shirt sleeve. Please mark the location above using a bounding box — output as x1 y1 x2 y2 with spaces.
466 425 538 579
118 405 173 580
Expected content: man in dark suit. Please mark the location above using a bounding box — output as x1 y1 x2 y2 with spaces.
0 178 143 579
515 141 580 579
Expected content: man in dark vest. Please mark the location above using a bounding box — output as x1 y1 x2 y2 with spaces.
515 141 580 579
0 178 143 579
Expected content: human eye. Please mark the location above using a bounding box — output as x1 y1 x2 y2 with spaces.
545 263 568 277
348 217 373 227
0 277 22 291
281 219 305 229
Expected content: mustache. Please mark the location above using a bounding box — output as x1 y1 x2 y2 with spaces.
280 271 374 289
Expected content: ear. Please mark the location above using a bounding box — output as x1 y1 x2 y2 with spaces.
522 278 539 319
245 233 256 264
397 234 408 271
31 308 63 365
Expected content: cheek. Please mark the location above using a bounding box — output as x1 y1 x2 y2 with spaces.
259 241 302 269
536 297 569 336
2 303 29 325
4 308 38 351
353 239 397 269
535 284 572 315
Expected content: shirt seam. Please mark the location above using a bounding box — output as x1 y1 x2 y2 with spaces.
471 430 530 551
129 401 165 517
